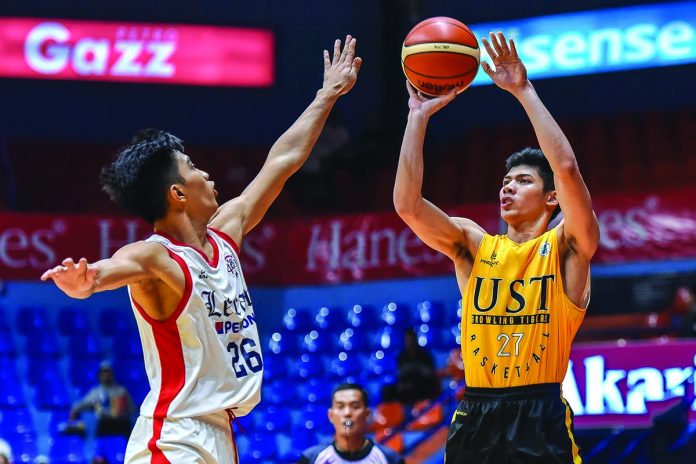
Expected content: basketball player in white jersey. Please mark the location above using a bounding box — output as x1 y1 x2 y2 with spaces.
41 36 362 463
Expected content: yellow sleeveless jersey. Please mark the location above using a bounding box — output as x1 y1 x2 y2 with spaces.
460 226 586 388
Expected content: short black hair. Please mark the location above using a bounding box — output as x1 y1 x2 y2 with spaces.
100 129 185 224
505 147 561 220
332 383 369 407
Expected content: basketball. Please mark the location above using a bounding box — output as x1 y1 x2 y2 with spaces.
401 17 480 97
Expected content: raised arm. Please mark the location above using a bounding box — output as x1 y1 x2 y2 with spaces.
40 241 177 300
394 82 485 261
210 35 362 245
481 32 599 259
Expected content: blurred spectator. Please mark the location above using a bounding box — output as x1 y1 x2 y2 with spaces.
0 438 12 464
395 328 440 404
91 457 109 464
673 286 696 337
297 383 404 464
68 361 135 437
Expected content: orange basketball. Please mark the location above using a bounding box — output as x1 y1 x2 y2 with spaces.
401 17 480 97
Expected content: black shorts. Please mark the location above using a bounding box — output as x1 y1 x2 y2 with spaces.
445 383 581 464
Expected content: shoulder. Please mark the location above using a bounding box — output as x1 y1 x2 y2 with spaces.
112 239 169 263
374 442 404 463
299 443 331 462
450 217 487 259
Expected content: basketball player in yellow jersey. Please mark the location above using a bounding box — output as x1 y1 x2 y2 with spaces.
394 31 599 464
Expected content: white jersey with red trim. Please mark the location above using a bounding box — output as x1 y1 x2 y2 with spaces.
128 227 263 419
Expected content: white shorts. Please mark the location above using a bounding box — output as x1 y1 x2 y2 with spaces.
125 410 238 464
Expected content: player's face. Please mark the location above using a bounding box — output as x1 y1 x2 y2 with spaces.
175 152 218 219
499 165 551 225
328 389 370 438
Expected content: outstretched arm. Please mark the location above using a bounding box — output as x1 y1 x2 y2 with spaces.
40 241 175 300
394 82 484 260
481 32 599 258
210 35 362 245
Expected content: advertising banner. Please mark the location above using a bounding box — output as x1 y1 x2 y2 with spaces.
0 18 274 87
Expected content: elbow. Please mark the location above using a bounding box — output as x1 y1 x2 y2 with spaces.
393 195 420 219
554 158 580 179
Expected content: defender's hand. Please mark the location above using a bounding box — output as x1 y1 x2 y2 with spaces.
481 32 529 95
41 257 96 298
322 35 362 96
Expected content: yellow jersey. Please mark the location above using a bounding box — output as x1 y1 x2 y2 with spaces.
460 226 586 388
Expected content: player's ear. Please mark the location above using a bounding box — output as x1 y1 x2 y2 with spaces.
170 184 186 203
546 190 558 207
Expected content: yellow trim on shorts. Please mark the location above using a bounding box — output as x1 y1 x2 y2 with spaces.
561 397 582 464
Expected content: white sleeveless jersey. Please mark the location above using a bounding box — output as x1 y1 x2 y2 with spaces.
128 228 263 420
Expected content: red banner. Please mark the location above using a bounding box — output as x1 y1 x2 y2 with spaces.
1 188 695 283
0 17 274 87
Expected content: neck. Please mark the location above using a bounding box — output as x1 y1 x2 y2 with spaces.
505 216 550 244
335 435 368 454
154 213 209 249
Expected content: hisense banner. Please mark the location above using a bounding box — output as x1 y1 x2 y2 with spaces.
1 188 695 283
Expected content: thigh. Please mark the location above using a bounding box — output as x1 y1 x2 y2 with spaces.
507 397 581 464
445 399 504 464
125 415 237 464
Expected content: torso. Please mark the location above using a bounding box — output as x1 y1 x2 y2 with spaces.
456 226 587 388
127 228 263 418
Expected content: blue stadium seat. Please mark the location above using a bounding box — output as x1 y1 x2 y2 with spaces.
299 403 332 435
112 360 147 392
35 378 71 410
50 436 86 463
245 432 277 461
300 330 334 354
266 329 302 355
330 351 362 380
313 306 345 332
281 307 313 332
376 325 404 351
338 327 378 353
298 377 332 404
68 359 100 392
0 306 10 332
414 323 436 348
345 304 380 329
16 305 49 335
0 381 25 408
380 302 413 329
262 381 294 405
98 308 135 337
0 335 16 358
261 352 285 382
24 331 61 358
294 352 325 379
26 360 61 385
0 408 34 436
253 404 291 433
7 433 38 463
67 333 103 360
277 431 313 463
57 306 91 336
112 335 143 360
368 350 397 379
416 300 448 328
96 436 128 463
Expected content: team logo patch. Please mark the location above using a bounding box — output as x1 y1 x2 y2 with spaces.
225 254 238 274
539 242 551 256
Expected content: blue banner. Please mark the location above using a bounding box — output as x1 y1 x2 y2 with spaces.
470 2 696 85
